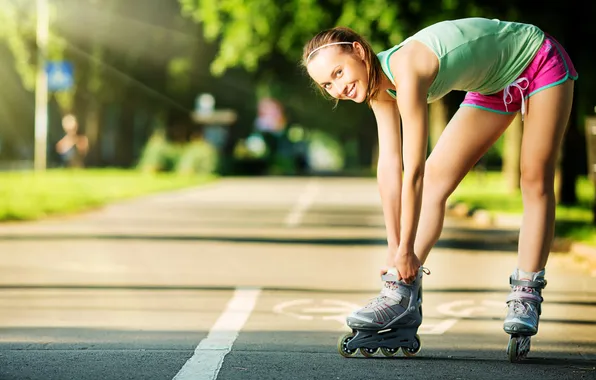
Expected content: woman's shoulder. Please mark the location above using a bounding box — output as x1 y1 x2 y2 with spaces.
388 41 439 83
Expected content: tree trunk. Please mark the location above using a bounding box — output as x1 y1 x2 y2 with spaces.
84 98 101 166
557 10 581 206
503 113 522 192
117 94 136 167
585 117 596 224
558 87 580 206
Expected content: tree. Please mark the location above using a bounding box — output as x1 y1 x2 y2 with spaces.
0 0 206 167
178 0 498 165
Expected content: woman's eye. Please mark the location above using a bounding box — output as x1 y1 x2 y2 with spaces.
336 69 343 76
324 84 331 90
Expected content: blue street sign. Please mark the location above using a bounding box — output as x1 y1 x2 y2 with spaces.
45 61 74 91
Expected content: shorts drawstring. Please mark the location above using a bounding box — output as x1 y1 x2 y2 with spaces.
503 77 529 120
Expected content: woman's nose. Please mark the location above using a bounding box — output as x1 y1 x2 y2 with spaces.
334 81 347 97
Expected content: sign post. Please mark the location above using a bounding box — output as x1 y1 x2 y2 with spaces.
34 0 49 171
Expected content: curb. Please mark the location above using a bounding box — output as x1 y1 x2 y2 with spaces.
447 201 596 268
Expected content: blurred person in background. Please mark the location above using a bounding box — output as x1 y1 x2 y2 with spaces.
56 114 89 168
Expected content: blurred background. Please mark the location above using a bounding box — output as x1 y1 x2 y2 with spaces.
1 0 596 228
2 3 596 378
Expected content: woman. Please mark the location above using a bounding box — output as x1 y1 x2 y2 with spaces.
302 17 577 360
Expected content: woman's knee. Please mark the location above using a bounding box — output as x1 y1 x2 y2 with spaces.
423 161 457 203
520 163 556 197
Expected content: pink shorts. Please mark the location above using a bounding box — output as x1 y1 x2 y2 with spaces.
461 35 578 118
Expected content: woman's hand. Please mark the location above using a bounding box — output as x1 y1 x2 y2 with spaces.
380 247 421 284
393 247 421 284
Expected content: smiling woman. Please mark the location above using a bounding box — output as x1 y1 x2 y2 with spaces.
301 27 384 105
301 17 578 362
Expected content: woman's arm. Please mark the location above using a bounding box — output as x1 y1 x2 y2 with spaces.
389 41 437 275
394 76 428 254
371 98 403 252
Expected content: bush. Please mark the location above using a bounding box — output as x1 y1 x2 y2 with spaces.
137 130 219 175
175 139 219 175
307 129 345 172
137 129 181 173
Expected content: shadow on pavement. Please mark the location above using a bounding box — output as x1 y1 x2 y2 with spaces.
0 328 594 380
0 234 519 252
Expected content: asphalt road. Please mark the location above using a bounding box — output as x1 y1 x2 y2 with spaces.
0 177 595 380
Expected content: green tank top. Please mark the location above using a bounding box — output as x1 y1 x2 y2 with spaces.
377 18 545 103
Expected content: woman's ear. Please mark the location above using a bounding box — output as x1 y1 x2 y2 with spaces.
353 41 366 61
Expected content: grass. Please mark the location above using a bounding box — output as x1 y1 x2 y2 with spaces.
450 170 596 245
0 168 216 222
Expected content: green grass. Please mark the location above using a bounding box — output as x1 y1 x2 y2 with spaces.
450 170 596 245
0 168 216 221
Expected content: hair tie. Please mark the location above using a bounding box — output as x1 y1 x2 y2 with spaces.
306 42 353 63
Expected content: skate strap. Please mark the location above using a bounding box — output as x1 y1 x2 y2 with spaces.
510 278 546 288
381 287 410 308
506 290 542 303
381 266 430 282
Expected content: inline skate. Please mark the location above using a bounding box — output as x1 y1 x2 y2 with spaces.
337 266 429 358
503 268 547 362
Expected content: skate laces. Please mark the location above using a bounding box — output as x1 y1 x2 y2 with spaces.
364 285 403 308
381 285 404 303
366 266 429 308
510 299 529 315
508 286 541 316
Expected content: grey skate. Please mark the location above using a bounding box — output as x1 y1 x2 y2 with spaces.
337 266 429 358
503 269 547 362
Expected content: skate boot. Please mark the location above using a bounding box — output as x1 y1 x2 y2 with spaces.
503 268 547 362
337 266 430 358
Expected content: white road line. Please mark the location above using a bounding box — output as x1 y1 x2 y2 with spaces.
419 319 459 335
173 287 261 380
284 179 318 227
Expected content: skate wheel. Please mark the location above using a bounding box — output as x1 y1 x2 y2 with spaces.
359 347 378 357
402 334 422 357
337 333 357 358
508 335 531 362
520 336 531 359
507 336 519 363
380 347 399 357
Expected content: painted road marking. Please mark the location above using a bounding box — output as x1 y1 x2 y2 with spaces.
273 298 458 335
173 287 261 380
285 179 318 227
429 299 505 333
420 319 459 335
274 299 361 325
436 299 505 318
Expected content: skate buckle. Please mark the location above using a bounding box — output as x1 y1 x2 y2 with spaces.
380 267 431 282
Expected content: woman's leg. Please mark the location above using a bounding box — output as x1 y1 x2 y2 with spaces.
517 79 574 273
502 80 574 345
415 107 516 264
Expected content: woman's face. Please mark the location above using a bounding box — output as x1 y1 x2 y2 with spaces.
306 44 369 103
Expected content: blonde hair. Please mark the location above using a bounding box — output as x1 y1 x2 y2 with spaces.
302 26 383 106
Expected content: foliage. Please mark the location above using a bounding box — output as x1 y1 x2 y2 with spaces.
175 138 219 175
179 0 327 75
137 129 182 173
137 129 220 175
451 171 596 244
0 1 64 89
0 168 214 221
178 0 512 76
307 129 345 172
